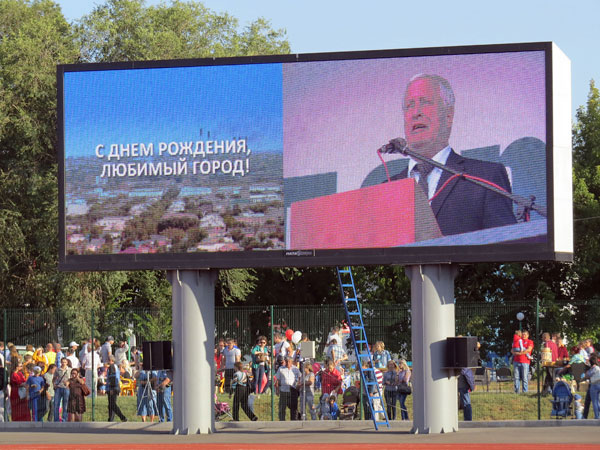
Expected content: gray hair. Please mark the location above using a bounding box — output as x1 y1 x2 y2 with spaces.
404 74 455 111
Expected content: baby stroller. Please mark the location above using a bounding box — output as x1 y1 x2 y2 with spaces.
550 379 573 419
340 385 359 420
214 394 233 421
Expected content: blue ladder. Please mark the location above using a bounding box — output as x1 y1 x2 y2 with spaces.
336 266 390 430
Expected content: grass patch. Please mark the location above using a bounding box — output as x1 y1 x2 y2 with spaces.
74 385 579 422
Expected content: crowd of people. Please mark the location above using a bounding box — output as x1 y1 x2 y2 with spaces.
0 337 172 423
506 329 600 419
4 327 596 424
214 326 413 422
534 331 599 419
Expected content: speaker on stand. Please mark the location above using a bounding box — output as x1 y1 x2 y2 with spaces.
139 341 173 416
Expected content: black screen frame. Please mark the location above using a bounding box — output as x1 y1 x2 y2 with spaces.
57 41 571 271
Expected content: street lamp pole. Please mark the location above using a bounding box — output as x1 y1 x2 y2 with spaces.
516 312 525 332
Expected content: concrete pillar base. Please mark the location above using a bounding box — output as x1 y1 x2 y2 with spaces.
406 264 458 434
169 269 217 435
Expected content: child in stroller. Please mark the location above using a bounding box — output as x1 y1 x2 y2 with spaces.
339 385 359 420
550 378 573 419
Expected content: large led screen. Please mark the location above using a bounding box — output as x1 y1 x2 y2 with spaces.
58 42 573 270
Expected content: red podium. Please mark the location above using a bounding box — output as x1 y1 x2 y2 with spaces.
289 178 441 250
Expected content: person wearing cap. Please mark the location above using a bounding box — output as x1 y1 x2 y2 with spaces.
274 355 301 421
69 341 79 353
101 336 114 365
26 365 46 422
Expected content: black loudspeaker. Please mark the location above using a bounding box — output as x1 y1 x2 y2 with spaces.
446 336 478 368
142 341 173 370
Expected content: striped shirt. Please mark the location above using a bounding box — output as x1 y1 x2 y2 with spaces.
375 368 384 392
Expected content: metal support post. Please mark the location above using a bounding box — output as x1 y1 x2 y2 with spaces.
91 308 95 421
169 269 218 434
536 297 541 420
406 264 458 434
270 305 274 422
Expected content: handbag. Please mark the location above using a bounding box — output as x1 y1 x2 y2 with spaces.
81 381 91 396
18 386 27 399
398 382 412 395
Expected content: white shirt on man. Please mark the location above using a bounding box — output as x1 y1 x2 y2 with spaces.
275 365 301 393
82 351 101 370
67 354 80 369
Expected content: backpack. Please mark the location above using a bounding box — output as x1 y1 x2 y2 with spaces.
107 364 119 390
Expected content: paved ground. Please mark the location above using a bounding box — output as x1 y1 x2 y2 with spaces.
0 420 599 449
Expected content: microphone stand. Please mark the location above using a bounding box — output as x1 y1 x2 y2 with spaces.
384 139 547 220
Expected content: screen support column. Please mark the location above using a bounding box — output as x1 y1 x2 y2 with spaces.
169 269 217 434
406 264 458 433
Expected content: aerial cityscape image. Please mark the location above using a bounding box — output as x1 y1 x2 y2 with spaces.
63 64 284 255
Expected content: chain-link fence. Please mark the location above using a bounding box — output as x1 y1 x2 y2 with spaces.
1 299 598 423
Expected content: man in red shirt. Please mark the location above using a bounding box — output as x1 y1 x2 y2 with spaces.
512 330 533 393
320 360 342 395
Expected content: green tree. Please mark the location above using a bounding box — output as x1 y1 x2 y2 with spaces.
74 0 289 63
0 0 289 326
572 80 600 301
239 267 339 306
0 0 77 308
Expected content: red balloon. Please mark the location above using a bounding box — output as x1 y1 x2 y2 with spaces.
285 329 294 341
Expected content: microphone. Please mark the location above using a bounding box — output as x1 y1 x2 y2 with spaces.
378 137 409 154
376 136 547 219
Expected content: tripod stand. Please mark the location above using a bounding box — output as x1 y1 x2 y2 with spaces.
137 344 158 420
299 357 307 421
136 370 159 420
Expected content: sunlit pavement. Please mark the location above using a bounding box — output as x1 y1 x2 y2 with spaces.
0 420 599 448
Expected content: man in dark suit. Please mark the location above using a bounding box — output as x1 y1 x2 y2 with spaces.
389 74 516 236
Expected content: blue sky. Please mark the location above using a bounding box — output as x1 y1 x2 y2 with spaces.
64 64 283 157
55 0 598 120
